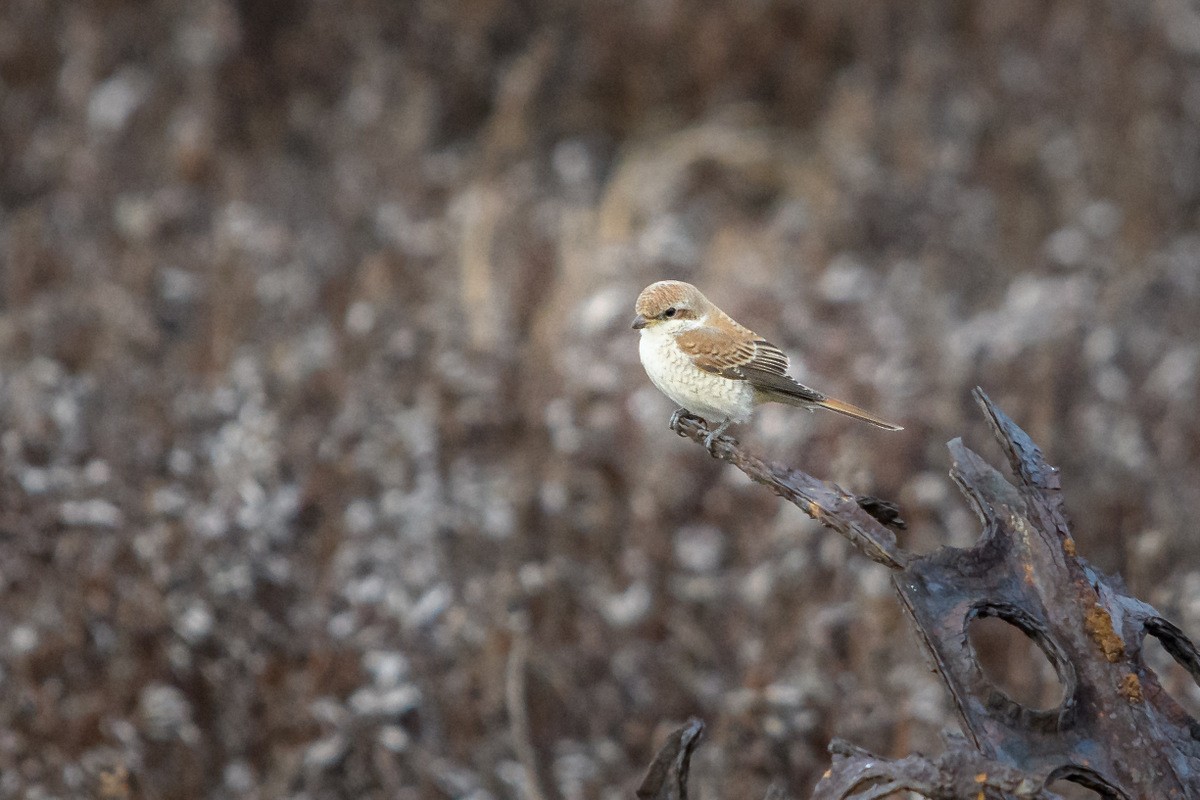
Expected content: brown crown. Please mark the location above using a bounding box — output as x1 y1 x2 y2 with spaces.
634 280 706 318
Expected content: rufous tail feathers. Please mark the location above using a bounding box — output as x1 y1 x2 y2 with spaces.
813 396 903 431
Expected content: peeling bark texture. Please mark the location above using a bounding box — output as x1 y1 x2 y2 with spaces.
661 388 1200 798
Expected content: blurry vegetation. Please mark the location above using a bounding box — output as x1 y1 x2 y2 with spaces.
2 0 1200 797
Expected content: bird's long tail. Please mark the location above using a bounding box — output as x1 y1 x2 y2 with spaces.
813 396 903 430
748 370 903 431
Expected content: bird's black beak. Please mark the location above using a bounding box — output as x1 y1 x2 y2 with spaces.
631 314 649 330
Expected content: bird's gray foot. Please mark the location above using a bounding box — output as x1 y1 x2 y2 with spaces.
703 419 733 455
668 407 689 433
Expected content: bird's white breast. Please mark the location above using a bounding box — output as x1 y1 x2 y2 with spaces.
638 328 756 423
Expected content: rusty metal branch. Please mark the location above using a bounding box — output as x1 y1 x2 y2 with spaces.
637 719 705 800
812 737 1059 799
651 390 1200 798
669 414 910 569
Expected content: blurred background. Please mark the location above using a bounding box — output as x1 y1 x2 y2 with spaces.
2 0 1200 797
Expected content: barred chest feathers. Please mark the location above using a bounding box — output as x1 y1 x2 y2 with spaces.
638 327 757 423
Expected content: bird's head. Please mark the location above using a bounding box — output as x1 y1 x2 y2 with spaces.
631 280 709 333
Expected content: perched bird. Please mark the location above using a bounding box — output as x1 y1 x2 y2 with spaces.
632 280 901 452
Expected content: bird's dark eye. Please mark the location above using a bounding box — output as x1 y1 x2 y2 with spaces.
663 307 677 318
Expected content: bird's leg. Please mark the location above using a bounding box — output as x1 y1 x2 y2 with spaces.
703 418 732 454
667 407 700 438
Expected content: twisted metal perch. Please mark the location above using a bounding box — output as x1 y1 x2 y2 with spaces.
641 388 1200 799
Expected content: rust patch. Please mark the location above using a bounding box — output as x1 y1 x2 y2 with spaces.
1022 561 1034 585
1119 673 1143 703
974 772 987 783
1063 536 1076 556
1084 604 1125 662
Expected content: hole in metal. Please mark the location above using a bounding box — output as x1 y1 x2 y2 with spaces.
967 609 1067 711
1044 765 1128 800
1045 779 1107 799
1142 619 1200 720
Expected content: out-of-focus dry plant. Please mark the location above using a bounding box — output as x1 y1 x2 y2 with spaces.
2 0 1200 797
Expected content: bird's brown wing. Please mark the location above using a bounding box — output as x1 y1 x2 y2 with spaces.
676 327 902 429
675 328 826 403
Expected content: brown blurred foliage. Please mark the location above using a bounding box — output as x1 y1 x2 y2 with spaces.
2 0 1200 797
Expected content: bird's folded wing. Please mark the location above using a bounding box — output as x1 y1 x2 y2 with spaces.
736 366 826 403
675 328 826 403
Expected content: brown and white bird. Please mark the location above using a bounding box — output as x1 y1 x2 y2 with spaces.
632 280 901 451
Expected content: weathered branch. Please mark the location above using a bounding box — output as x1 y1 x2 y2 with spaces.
637 719 704 800
654 389 1200 798
670 414 910 569
812 736 1058 799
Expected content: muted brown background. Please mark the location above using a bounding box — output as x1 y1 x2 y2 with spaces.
2 0 1200 797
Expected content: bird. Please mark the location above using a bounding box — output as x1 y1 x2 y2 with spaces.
632 280 902 452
